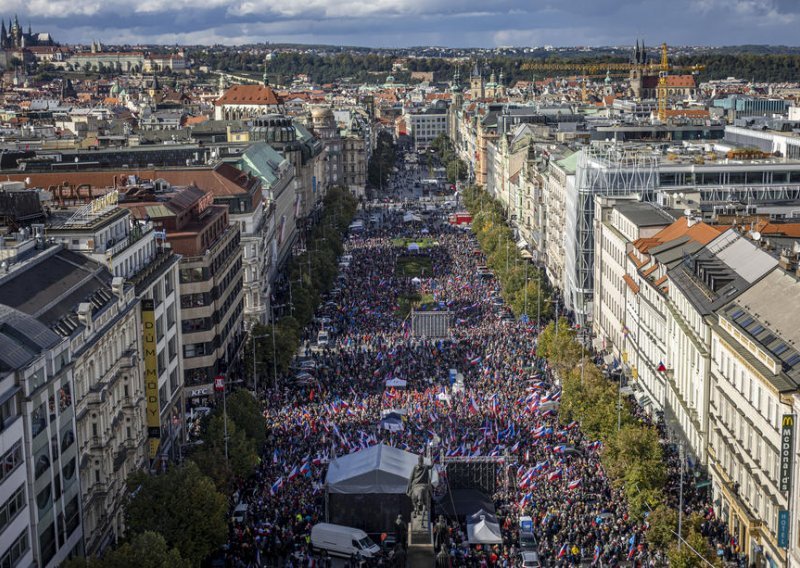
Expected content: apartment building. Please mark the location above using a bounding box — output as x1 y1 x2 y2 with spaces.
667 230 778 464
0 306 77 568
542 151 575 294
0 244 148 557
405 104 449 150
0 364 32 568
708 267 800 568
43 194 184 465
121 186 243 409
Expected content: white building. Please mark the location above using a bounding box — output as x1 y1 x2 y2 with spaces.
0 304 82 567
405 105 449 150
543 152 576 295
708 267 800 568
668 230 778 465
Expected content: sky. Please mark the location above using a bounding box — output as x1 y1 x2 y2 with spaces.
4 0 800 47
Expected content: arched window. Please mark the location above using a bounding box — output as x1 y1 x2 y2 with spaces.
35 453 51 479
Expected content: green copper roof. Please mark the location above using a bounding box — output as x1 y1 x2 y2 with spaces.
556 151 579 174
236 142 288 189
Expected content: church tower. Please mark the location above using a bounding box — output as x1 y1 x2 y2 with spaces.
470 61 484 100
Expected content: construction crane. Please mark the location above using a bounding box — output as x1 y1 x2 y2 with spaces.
522 43 705 121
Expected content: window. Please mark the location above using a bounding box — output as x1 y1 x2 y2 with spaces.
0 484 25 534
62 458 76 481
0 529 28 568
0 395 16 427
35 453 50 479
0 442 23 483
65 496 80 536
36 484 52 511
40 522 56 565
183 343 206 358
31 402 47 437
61 429 75 453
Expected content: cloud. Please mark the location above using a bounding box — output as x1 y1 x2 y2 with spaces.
7 0 800 46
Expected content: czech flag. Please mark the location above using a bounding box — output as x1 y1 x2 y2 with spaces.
287 465 299 482
558 544 568 559
470 355 483 366
271 477 283 495
657 361 667 372
300 461 311 477
567 478 582 490
547 469 562 482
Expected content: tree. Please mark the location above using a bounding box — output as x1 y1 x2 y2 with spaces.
126 462 227 566
225 389 266 444
64 531 191 568
667 527 722 568
647 505 678 552
192 412 258 490
536 320 583 375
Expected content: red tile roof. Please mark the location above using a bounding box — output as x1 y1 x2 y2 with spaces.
215 84 283 107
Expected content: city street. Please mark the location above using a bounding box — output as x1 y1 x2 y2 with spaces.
226 158 655 567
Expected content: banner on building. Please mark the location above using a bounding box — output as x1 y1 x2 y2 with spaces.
779 414 795 493
778 510 790 549
141 299 161 459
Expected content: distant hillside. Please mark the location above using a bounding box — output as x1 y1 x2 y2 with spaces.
192 47 800 85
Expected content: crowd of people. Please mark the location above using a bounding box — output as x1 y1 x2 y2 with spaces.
218 150 739 568
218 190 672 568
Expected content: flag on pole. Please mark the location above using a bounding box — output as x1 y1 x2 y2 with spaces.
271 477 283 495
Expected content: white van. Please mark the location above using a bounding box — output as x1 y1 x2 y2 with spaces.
231 502 248 524
310 523 381 558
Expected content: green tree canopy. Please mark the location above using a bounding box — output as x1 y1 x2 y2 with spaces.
125 462 227 565
64 531 191 568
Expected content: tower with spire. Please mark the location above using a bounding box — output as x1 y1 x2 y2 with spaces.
629 38 646 99
470 61 484 100
0 16 53 49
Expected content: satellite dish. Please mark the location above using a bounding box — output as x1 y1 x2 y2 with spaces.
751 231 761 242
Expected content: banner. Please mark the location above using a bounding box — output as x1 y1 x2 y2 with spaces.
780 414 795 493
778 510 790 549
141 299 161 459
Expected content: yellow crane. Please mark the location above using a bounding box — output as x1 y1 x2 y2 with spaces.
522 43 705 121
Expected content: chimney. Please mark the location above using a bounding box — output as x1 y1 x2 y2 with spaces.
77 302 93 333
111 276 125 304
779 249 797 272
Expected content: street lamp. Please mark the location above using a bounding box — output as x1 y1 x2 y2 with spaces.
251 332 271 396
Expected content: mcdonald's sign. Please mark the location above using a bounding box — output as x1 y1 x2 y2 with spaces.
779 414 795 493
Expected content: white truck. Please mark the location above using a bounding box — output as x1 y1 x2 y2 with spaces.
310 523 381 558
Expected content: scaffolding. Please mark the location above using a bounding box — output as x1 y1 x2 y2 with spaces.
441 455 509 496
567 147 658 322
